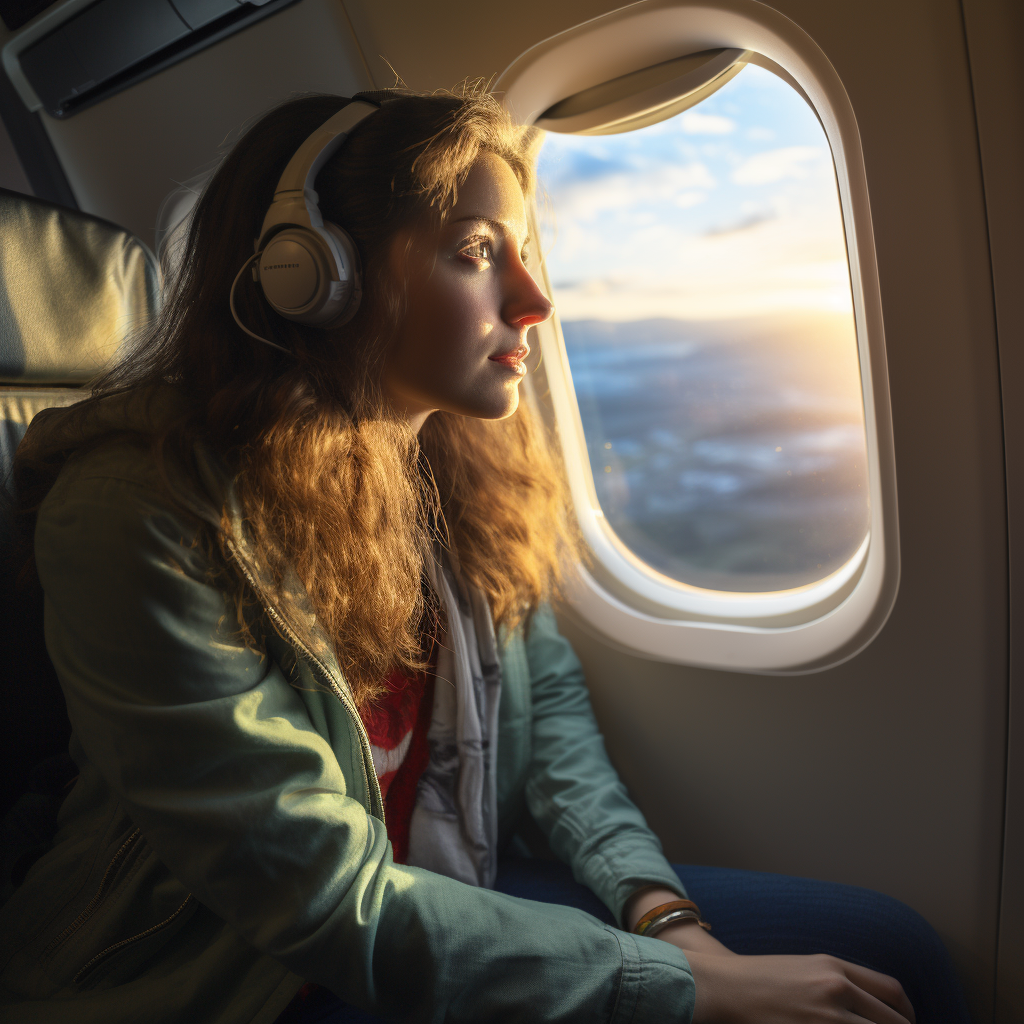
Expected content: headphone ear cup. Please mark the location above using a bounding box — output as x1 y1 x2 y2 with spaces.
257 224 361 327
320 222 362 326
258 228 333 322
250 101 379 336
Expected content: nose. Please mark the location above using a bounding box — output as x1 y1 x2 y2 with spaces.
503 260 554 329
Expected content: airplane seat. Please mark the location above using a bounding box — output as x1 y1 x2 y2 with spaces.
0 186 160 898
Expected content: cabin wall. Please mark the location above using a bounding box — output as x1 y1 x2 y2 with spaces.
0 0 1011 1018
959 0 1024 1018
344 1 1009 1018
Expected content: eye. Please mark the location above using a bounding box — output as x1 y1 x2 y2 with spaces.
459 236 493 263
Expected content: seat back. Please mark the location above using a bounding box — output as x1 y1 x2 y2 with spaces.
0 187 160 822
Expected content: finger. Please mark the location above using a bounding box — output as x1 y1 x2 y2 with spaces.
841 962 915 1024
845 984 915 1024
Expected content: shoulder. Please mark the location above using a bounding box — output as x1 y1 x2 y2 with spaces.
26 383 218 529
497 603 587 694
33 392 229 550
38 435 203 566
45 433 168 503
34 435 264 709
34 426 227 626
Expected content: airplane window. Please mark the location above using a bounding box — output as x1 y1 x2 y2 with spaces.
537 64 869 594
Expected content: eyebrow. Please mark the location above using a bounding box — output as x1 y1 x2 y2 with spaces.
451 215 531 248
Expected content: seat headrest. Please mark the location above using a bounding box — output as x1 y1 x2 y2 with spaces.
0 188 160 384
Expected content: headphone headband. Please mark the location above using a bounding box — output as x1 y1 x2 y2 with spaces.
256 99 380 251
233 94 394 344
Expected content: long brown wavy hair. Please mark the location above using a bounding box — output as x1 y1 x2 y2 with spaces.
15 85 580 706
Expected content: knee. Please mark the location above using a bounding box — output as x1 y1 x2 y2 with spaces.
674 863 948 962
821 881 945 959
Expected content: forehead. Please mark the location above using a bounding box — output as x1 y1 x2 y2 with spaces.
449 151 527 237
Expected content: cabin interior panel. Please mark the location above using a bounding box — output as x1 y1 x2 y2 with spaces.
339 0 1010 1018
0 0 374 249
959 0 1024 1018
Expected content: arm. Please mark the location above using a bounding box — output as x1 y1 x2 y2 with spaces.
624 887 735 957
37 456 696 1023
520 605 687 925
518 612 914 1024
622 889 915 1024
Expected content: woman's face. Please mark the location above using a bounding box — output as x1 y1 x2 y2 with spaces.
381 151 554 431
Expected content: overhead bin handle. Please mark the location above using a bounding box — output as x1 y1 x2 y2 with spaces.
534 47 749 136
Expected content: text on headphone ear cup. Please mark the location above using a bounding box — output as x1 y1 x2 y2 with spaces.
259 231 324 313
246 101 379 335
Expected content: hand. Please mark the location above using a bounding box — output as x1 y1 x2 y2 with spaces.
623 887 914 1023
624 887 736 958
683 950 916 1024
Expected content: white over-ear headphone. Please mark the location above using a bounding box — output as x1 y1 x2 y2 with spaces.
229 95 388 353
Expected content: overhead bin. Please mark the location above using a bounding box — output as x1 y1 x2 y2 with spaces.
534 48 748 136
0 1 59 31
6 0 299 117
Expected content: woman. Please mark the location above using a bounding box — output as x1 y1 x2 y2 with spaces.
1 87 964 1023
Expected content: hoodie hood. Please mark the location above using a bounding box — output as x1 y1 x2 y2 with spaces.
19 383 189 469
14 383 227 537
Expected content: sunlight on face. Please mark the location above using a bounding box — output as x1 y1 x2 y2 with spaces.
382 152 553 432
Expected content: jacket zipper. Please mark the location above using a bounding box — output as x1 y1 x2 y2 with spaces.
39 827 142 963
191 444 383 818
226 545 385 822
72 894 194 985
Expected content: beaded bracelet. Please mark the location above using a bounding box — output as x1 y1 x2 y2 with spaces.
632 899 712 938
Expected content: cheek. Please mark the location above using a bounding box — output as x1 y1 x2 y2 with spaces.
426 272 492 341
386 266 518 419
405 274 493 370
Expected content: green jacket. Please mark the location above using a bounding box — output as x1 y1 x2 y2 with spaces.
0 392 695 1023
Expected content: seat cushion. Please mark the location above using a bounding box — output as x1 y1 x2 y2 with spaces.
0 387 86 486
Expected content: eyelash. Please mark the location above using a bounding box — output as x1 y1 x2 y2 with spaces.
460 236 530 264
461 237 492 261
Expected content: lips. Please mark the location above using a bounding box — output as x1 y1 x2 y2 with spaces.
488 342 530 373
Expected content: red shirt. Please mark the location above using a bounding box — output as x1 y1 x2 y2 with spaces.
358 662 436 864
280 661 436 1020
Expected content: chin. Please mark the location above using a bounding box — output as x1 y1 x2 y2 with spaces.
450 383 521 421
482 385 521 420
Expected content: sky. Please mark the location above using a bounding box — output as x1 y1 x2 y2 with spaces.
535 64 855 323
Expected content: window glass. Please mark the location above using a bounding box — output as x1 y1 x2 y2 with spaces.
537 64 869 593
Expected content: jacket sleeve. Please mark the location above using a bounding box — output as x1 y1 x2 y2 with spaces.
521 605 689 926
35 455 696 1024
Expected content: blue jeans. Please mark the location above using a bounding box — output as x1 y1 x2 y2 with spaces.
276 858 971 1023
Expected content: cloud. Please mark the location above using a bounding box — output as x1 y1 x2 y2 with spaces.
536 64 853 323
549 279 854 321
703 211 775 237
776 260 851 285
547 162 716 220
678 111 736 135
675 191 708 209
732 146 824 185
546 207 854 321
541 147 633 184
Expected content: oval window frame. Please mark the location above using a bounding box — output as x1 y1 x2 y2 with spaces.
496 0 899 673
